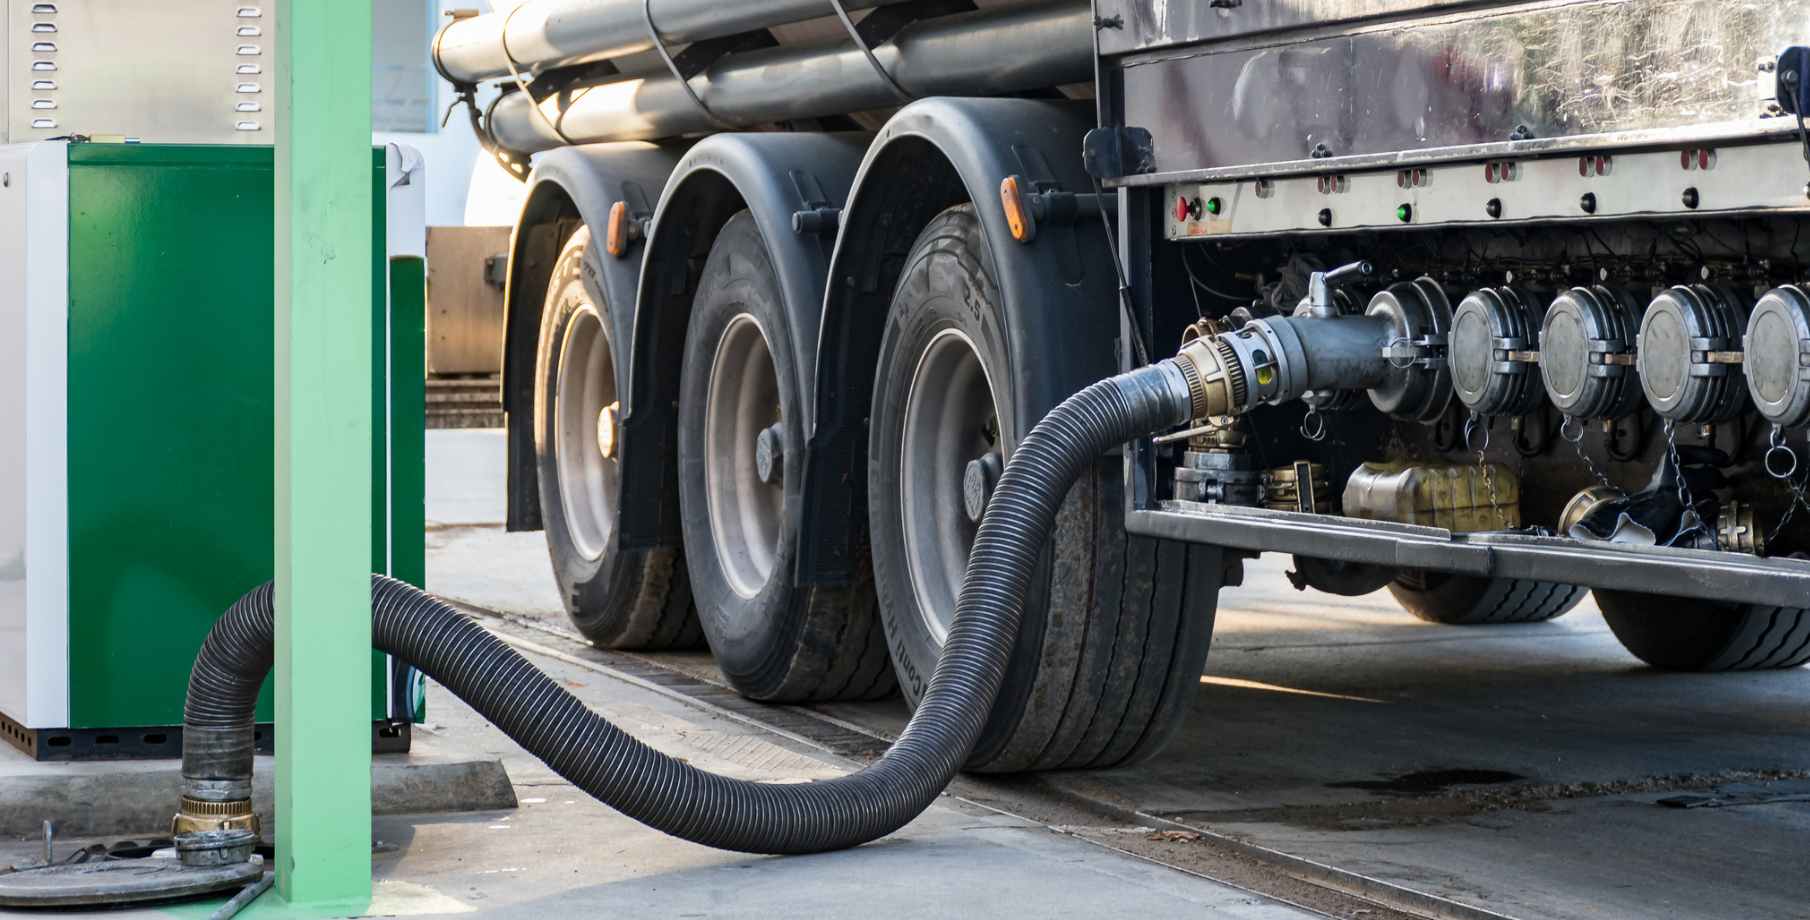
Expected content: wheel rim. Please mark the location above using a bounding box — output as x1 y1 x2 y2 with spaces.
900 329 1004 646
704 313 784 599
553 305 619 562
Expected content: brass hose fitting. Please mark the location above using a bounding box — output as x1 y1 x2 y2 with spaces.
172 795 260 837
1174 336 1249 420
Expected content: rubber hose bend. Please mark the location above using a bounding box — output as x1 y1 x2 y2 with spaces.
180 361 1195 854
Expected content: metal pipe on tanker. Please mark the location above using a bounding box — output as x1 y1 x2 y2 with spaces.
484 2 1094 152
434 0 918 85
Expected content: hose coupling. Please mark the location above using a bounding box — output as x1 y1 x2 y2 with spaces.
172 795 259 838
1174 336 1250 421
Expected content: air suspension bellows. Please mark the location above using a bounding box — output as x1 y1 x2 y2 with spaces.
178 360 1199 855
1540 286 1643 420
1744 284 1810 429
1637 285 1749 423
1450 287 1544 418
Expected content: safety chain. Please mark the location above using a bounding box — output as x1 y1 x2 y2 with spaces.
1662 420 1715 549
1465 413 1508 530
1560 415 1615 490
1765 425 1810 543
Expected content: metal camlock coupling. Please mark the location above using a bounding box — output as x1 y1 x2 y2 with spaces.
1174 264 1455 423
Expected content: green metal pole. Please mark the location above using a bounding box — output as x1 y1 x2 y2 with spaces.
273 0 374 910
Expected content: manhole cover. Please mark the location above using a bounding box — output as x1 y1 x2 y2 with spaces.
0 857 262 908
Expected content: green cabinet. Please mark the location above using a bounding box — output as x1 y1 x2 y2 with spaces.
0 142 424 759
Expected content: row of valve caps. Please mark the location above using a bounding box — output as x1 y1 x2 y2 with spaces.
1398 279 1806 554
1174 268 1810 437
1168 273 1810 554
1451 281 1810 431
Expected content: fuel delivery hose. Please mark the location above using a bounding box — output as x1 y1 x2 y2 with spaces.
178 360 1197 855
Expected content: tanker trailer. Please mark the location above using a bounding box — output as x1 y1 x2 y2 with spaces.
430 0 1810 774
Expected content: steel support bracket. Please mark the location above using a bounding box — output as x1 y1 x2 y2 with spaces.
851 0 976 48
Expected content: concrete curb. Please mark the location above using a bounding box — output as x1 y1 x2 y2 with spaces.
0 753 516 839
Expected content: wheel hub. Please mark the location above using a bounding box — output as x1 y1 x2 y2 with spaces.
553 306 620 562
596 401 620 459
962 450 1002 525
755 422 785 485
900 329 1004 646
703 314 784 599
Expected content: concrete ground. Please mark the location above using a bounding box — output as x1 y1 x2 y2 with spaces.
0 429 1312 919
12 428 1807 917
425 429 1810 920
0 738 515 839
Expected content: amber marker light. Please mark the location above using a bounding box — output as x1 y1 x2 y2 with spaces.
605 200 632 258
1000 175 1036 243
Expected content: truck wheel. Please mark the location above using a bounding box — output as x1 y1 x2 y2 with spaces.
1389 572 1585 625
677 212 895 702
534 227 701 649
869 205 1218 773
1594 591 1810 671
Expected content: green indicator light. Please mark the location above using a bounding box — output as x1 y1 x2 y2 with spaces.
1396 203 1413 223
1205 196 1223 215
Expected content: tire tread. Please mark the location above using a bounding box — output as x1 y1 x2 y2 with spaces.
676 212 894 703
1597 591 1810 671
870 206 1215 774
534 226 701 651
1391 574 1585 626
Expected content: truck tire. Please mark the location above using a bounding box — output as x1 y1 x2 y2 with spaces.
1389 572 1586 625
1594 591 1810 671
869 205 1218 773
533 227 701 649
676 212 895 702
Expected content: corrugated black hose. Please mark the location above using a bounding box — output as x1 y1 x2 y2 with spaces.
180 360 1196 855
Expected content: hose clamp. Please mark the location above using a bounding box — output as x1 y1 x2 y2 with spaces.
500 2 578 145
171 796 260 838
829 0 915 103
643 0 739 130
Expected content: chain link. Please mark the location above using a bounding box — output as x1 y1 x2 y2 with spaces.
1772 487 1803 543
1662 420 1715 549
1767 426 1810 544
1300 407 1327 443
1466 414 1509 531
1561 415 1615 490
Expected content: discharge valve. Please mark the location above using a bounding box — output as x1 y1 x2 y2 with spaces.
1174 262 1453 423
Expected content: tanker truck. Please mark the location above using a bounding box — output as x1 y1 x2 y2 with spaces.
433 0 1810 772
